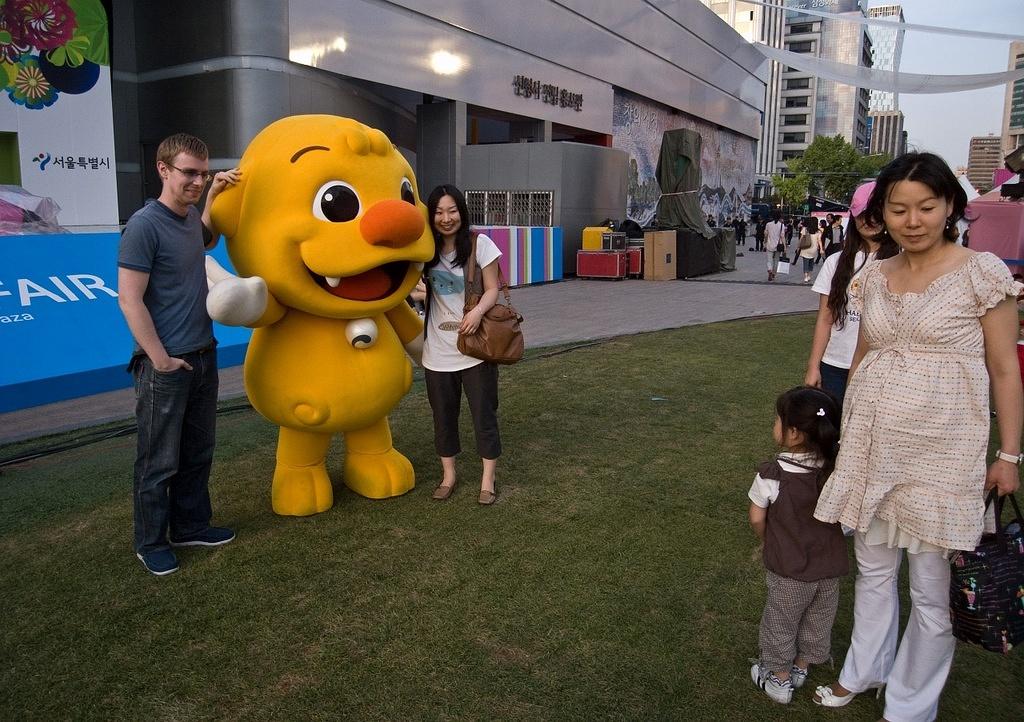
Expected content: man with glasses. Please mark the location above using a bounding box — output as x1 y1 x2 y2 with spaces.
117 133 240 575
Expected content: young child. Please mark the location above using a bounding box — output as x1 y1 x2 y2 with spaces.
748 386 847 704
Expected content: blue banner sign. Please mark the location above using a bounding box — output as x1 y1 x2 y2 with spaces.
0 233 250 412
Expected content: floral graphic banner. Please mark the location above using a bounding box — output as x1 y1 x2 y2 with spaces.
0 0 108 110
0 0 116 228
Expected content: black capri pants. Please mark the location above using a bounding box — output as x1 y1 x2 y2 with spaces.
423 362 501 460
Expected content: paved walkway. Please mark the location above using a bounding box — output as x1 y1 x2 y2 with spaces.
0 246 822 444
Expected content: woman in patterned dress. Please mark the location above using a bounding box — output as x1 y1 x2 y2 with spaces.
811 153 1022 721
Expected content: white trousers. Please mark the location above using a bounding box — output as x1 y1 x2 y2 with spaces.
838 533 955 722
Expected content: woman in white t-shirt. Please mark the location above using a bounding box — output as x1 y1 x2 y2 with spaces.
798 219 824 284
418 185 503 505
804 182 899 405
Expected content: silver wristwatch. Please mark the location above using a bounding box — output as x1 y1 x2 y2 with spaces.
995 450 1024 465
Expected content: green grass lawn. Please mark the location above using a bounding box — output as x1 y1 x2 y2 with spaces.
2 315 1022 721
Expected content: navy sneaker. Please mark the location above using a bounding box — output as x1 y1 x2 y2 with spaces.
169 526 235 547
136 549 179 576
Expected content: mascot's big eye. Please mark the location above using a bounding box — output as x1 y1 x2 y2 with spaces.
313 180 361 222
400 178 416 205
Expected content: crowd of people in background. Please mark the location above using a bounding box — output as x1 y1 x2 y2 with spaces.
718 210 847 283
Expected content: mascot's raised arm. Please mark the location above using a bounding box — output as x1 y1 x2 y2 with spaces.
205 115 433 516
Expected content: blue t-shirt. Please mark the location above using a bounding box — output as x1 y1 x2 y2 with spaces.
117 199 214 357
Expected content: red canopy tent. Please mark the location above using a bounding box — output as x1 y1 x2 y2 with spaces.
966 188 1024 272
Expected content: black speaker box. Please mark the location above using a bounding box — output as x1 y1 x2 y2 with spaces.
675 229 719 279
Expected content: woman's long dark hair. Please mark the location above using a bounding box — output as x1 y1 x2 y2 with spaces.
826 217 900 329
425 185 473 269
776 385 841 480
864 152 968 244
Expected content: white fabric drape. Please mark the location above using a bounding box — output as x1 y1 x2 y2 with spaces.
754 42 1024 93
729 0 1024 42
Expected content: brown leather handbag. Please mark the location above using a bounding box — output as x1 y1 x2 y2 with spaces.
456 235 525 365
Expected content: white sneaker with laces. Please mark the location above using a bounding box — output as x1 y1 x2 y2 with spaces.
751 663 793 704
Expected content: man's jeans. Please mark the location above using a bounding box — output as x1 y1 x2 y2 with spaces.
131 347 218 555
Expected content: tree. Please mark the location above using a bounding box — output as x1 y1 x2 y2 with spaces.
771 171 811 211
787 134 890 203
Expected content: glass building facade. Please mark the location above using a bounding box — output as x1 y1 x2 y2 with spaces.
867 4 905 112
777 0 872 170
704 1 874 174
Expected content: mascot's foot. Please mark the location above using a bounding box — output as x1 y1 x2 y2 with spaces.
344 449 414 499
271 463 334 516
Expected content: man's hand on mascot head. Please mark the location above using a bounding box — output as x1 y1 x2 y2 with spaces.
205 256 268 327
209 168 241 199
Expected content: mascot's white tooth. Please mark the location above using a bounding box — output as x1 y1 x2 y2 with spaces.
325 276 341 288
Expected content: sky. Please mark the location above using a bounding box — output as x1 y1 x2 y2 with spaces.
869 0 1024 169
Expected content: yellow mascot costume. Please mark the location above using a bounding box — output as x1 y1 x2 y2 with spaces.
206 115 434 516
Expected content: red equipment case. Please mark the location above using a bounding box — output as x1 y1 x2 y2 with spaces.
625 246 643 278
576 250 627 279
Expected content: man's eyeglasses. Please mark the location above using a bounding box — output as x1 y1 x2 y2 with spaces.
165 163 214 183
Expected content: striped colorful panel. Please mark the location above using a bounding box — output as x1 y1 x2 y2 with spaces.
471 225 562 286
529 227 545 283
514 227 527 285
487 227 511 281
551 227 563 280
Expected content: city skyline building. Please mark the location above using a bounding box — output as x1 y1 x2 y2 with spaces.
777 0 873 173
706 1 876 180
967 134 1003 193
867 4 905 112
867 110 906 158
1001 40 1024 154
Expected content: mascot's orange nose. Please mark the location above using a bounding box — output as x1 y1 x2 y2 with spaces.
359 199 425 248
